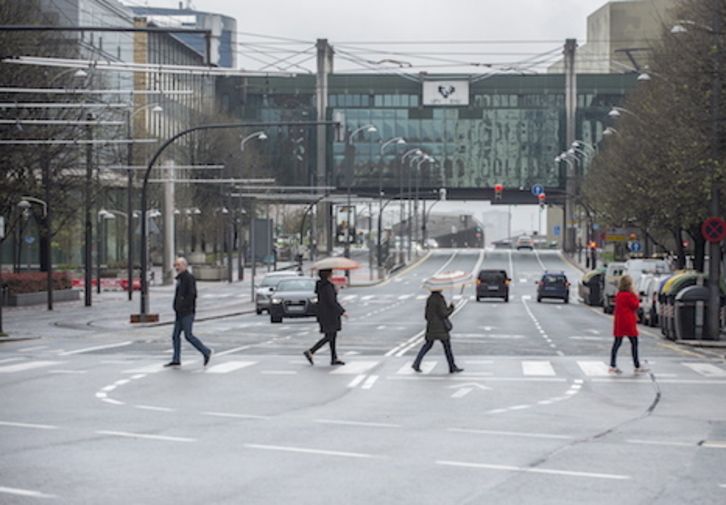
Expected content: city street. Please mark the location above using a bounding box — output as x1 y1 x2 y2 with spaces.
1 249 725 504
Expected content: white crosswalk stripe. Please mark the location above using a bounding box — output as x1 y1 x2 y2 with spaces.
577 361 611 376
0 361 63 373
330 361 379 375
205 361 256 374
522 361 556 376
682 363 726 377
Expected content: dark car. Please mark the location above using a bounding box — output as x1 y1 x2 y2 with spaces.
476 269 510 302
537 272 570 303
269 278 318 323
255 271 301 314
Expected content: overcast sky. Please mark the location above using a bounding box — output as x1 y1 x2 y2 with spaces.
123 0 616 73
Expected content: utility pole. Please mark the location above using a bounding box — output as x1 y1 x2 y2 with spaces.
564 38 578 254
315 39 334 255
84 114 93 307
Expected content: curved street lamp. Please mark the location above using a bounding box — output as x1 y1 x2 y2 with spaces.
239 130 267 286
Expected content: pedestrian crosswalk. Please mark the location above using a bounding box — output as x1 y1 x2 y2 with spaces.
1 356 724 381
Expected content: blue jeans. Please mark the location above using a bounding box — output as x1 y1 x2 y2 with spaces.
171 313 210 362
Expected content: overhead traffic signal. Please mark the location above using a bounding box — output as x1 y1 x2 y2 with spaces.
538 193 546 209
494 184 503 199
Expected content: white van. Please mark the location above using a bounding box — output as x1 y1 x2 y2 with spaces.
602 262 626 314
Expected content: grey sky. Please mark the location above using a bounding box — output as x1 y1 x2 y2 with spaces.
124 0 615 73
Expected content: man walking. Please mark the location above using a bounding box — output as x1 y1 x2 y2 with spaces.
165 257 213 368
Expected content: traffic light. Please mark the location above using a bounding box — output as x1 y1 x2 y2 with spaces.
494 184 503 199
538 193 546 209
439 188 447 201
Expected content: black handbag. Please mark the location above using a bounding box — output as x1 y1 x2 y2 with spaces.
442 316 453 332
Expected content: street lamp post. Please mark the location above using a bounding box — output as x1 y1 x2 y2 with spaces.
344 125 377 265
18 196 51 310
377 137 405 273
400 149 422 264
238 131 267 282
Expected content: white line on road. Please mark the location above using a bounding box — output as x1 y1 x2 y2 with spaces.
58 341 133 356
202 412 271 420
448 428 574 440
0 361 62 373
626 439 695 447
96 430 195 443
204 361 256 374
451 387 471 398
0 486 57 499
245 443 385 459
314 419 401 429
436 461 630 480
0 421 59 430
134 405 176 412
522 361 556 376
347 374 367 388
214 345 253 357
682 362 726 377
361 375 379 389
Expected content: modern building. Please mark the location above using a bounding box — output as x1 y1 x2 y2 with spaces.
548 0 681 74
126 4 237 68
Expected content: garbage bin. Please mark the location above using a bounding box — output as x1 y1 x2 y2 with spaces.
674 285 710 340
579 269 604 306
661 272 698 340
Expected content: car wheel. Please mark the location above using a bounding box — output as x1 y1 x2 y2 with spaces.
271 315 283 323
504 295 509 303
476 296 481 302
256 308 262 315
537 297 542 303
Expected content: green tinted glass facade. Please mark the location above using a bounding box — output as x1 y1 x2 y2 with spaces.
219 73 636 196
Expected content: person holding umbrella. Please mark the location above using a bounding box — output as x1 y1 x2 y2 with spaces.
304 267 349 366
412 270 471 373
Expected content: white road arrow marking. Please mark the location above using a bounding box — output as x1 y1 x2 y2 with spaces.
449 382 491 398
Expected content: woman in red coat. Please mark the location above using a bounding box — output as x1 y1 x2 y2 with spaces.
610 274 648 374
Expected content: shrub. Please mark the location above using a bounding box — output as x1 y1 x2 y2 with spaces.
2 272 72 294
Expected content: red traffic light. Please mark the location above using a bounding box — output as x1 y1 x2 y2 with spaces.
538 193 546 200
494 184 503 192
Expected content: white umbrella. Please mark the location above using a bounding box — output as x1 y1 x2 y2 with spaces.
311 257 361 271
422 270 475 291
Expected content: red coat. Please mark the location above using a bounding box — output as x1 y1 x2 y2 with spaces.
613 290 640 337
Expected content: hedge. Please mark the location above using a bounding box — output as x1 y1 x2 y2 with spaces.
1 272 72 294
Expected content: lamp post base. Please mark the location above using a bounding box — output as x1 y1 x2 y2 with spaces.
130 313 159 323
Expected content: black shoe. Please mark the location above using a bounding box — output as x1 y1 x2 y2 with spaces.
303 350 314 365
164 361 181 367
204 349 214 367
450 367 464 373
331 360 346 366
412 365 422 373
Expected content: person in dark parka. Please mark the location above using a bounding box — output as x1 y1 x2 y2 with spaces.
304 269 348 365
412 290 463 373
164 257 213 368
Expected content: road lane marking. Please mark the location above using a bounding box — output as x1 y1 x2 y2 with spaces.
626 439 695 447
205 361 256 374
97 430 195 443
522 361 556 376
314 419 400 429
396 361 436 375
361 375 379 389
214 345 254 357
436 461 630 480
577 361 610 376
347 374 367 388
58 341 132 356
202 412 271 420
0 361 62 373
448 428 573 440
0 486 57 499
0 421 59 430
245 443 385 459
682 363 726 377
134 405 176 412
330 361 378 374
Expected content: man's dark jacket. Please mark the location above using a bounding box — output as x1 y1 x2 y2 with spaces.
174 270 197 317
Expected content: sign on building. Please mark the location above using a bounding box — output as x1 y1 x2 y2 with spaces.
422 80 470 106
335 205 356 245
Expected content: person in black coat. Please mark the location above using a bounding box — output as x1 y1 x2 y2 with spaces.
412 290 463 373
304 269 348 366
164 257 213 367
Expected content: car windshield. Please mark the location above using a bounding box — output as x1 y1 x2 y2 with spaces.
479 272 505 283
543 275 566 284
260 274 296 287
276 279 316 292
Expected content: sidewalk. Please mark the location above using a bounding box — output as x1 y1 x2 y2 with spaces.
0 248 395 342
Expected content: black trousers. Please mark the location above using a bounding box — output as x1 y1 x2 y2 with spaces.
310 332 338 361
610 336 640 368
413 339 456 371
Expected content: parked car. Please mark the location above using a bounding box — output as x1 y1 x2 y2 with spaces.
516 236 534 250
255 271 301 314
269 277 318 323
602 262 626 314
636 273 665 327
537 272 570 303
476 269 510 302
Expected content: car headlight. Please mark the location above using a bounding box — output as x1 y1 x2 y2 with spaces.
271 297 283 304
309 296 318 304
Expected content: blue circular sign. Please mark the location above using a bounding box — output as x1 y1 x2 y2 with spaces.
531 184 544 196
628 241 642 252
